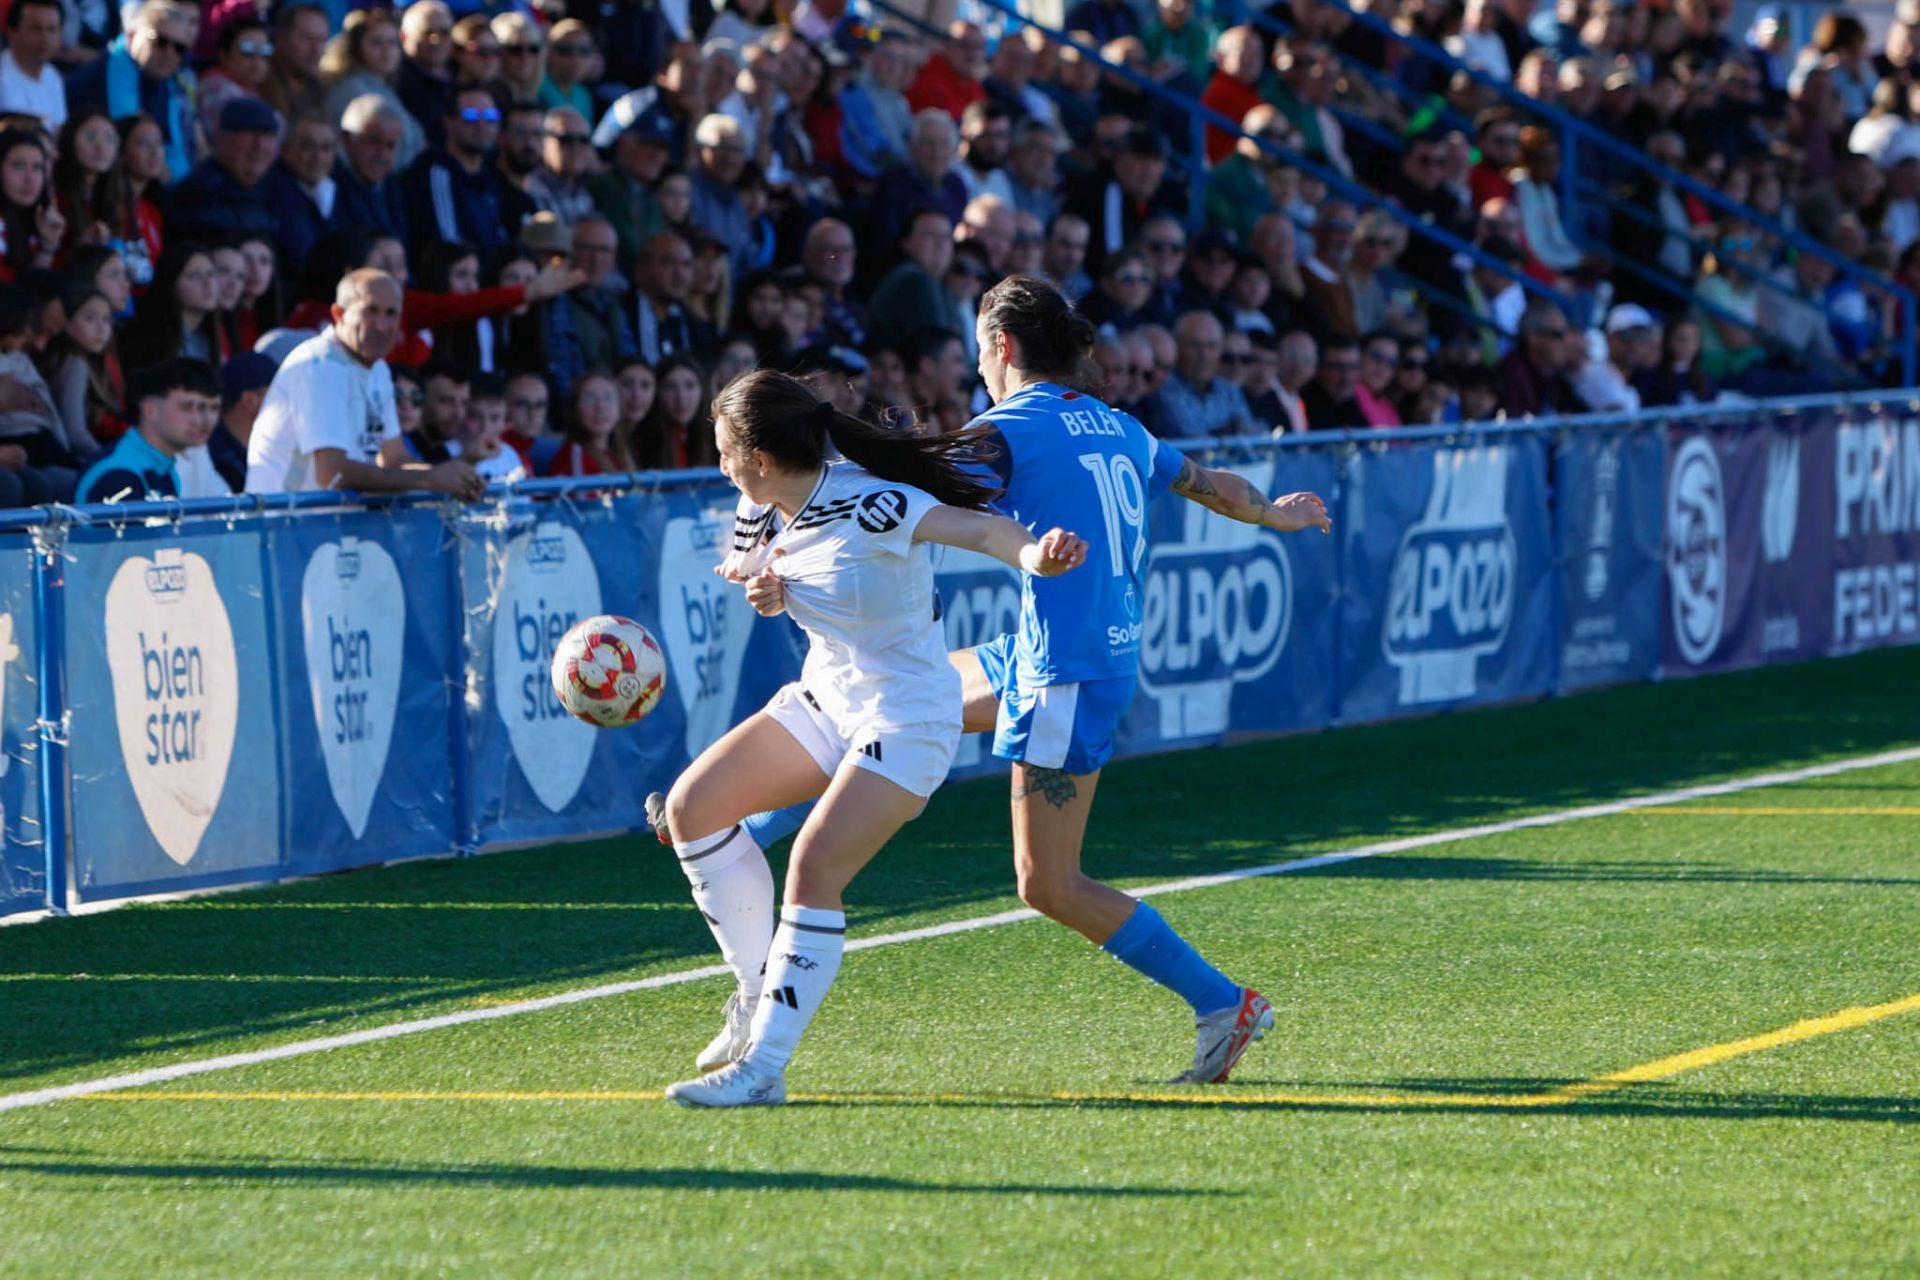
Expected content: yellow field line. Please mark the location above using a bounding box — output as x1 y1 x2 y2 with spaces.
1637 806 1920 816
86 991 1920 1111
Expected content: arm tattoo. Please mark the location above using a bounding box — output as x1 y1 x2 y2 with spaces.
1172 457 1217 498
1016 765 1078 809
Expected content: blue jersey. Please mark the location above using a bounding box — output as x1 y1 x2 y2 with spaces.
977 382 1184 685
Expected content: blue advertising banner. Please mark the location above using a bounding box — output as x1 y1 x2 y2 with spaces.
1128 445 1342 747
268 507 458 876
1828 410 1920 655
1338 436 1557 723
65 522 282 900
4 397 1914 921
1556 426 1665 690
462 485 800 846
0 538 39 916
1662 422 1771 677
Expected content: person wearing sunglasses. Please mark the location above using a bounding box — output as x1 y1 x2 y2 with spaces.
1151 308 1255 437
66 0 196 181
1491 300 1576 419
529 106 597 225
196 17 273 149
537 19 596 120
404 85 510 256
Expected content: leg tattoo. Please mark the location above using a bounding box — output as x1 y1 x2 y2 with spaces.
1017 766 1078 809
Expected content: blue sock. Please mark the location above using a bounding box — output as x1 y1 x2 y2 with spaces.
1101 902 1241 1015
743 802 812 851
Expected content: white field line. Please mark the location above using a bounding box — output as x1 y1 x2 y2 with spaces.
2 744 1917 1116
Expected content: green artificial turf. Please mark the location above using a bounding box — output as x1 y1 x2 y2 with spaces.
1 649 1917 1276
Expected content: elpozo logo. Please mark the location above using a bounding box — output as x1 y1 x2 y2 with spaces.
1137 459 1293 734
1384 446 1516 705
1666 434 1726 665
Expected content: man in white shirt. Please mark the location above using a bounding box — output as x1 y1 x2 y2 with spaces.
246 269 485 498
0 0 66 129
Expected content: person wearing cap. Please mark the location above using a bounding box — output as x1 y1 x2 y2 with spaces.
1574 304 1657 413
1065 123 1179 274
588 109 674 275
65 0 195 180
1179 227 1241 315
207 350 276 493
166 97 283 243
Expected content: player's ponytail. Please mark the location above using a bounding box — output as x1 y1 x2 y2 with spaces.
713 370 1003 510
977 274 1102 392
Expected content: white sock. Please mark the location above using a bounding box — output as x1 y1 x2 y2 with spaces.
674 825 774 1002
741 905 846 1075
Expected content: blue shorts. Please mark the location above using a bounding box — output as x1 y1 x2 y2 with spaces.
973 634 1137 776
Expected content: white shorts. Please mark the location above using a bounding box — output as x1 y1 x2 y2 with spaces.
764 682 959 799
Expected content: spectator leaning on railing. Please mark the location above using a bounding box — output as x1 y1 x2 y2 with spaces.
245 268 482 500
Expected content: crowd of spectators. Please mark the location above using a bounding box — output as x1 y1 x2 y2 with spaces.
0 0 1913 506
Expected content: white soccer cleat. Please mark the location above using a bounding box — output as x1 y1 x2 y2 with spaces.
1170 987 1274 1084
696 989 754 1072
665 1060 787 1109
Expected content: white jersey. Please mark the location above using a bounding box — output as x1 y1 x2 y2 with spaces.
245 327 400 494
731 462 957 732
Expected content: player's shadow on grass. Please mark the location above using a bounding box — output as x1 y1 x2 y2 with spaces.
0 1154 1229 1198
1284 855 1920 887
810 1087 1920 1124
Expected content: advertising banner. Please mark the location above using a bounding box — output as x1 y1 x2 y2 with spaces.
1127 446 1341 748
1828 410 1920 655
1556 426 1665 690
66 523 282 900
268 507 458 875
1338 436 1556 723
0 540 39 916
461 486 799 845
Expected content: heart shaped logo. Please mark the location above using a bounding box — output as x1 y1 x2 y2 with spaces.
301 537 405 838
103 548 239 866
657 506 753 760
0 612 18 781
493 521 601 812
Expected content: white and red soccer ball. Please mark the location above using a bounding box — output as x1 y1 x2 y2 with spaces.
550 615 668 728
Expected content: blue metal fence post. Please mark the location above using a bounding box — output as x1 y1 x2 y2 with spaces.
31 520 67 914
445 502 478 858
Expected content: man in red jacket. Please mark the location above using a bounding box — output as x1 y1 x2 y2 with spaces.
907 20 988 120
1202 25 1266 164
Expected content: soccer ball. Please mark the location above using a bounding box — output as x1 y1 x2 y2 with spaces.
550 615 668 728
